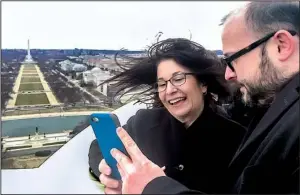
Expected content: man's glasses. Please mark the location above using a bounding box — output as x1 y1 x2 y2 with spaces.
222 30 297 72
155 72 195 92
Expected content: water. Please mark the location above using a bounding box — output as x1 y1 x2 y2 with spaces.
1 115 89 137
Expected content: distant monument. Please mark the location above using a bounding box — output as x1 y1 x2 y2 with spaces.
22 39 36 64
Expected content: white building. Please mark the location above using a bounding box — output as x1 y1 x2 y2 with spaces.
82 67 112 86
59 60 87 72
72 64 87 72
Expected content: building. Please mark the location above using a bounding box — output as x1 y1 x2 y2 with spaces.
59 60 87 72
82 67 112 86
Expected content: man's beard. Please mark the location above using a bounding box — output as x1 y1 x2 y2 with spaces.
239 47 290 108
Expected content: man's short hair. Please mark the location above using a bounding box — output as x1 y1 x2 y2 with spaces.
220 2 299 38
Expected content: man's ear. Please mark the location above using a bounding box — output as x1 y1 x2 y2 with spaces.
274 30 296 61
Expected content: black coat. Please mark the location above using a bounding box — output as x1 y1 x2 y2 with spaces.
223 99 256 128
143 75 300 194
89 105 246 193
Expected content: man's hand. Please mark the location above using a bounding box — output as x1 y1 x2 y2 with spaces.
111 127 166 194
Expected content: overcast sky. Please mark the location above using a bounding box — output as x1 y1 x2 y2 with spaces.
2 1 248 50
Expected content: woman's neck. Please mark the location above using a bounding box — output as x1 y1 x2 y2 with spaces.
183 104 205 129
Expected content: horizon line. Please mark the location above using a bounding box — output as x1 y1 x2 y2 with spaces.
1 48 222 51
1 48 147 51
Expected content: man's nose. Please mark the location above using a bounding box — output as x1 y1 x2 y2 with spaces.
225 66 237 81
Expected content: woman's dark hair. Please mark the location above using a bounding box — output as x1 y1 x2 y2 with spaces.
101 38 231 109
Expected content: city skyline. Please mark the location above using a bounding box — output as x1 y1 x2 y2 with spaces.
3 1 248 50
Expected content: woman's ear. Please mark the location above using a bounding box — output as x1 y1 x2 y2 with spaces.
201 85 208 94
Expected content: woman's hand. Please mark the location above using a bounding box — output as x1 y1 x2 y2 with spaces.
111 127 166 194
98 159 122 194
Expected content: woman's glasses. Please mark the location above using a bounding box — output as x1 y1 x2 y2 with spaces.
155 72 195 92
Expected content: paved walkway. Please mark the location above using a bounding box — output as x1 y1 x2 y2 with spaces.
6 65 24 108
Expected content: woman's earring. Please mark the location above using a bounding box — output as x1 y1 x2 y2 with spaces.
203 91 207 95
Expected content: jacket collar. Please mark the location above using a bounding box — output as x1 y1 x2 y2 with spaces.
233 74 299 157
168 104 214 131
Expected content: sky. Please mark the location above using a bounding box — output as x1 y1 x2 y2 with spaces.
2 1 248 50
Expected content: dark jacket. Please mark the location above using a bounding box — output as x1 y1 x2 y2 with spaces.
89 105 246 193
143 75 300 194
222 99 256 128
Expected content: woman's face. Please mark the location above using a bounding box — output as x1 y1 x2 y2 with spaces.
157 59 207 121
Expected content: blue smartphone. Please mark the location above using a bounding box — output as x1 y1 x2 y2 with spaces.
90 113 128 180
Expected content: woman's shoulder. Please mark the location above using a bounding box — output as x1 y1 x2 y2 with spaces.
126 107 170 130
135 107 169 118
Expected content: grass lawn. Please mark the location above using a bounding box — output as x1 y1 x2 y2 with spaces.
22 70 37 73
22 73 39 76
19 83 44 91
21 77 41 83
23 66 36 70
15 93 50 105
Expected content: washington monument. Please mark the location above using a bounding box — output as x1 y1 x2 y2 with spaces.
22 39 35 64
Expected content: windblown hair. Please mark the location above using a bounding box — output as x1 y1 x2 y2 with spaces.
102 38 231 108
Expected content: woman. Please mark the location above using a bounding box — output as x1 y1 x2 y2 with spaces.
88 38 246 194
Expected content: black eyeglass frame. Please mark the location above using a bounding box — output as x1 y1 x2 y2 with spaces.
155 72 196 92
222 30 297 72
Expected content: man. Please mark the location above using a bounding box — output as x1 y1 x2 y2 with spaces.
109 2 299 194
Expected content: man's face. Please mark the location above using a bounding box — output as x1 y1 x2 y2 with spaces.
221 15 288 107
